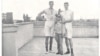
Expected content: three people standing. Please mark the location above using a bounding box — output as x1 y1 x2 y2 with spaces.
37 1 74 56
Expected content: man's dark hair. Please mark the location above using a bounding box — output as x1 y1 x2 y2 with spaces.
49 1 54 3
64 2 69 5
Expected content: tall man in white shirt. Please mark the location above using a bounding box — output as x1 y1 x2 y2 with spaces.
37 1 57 53
60 2 74 56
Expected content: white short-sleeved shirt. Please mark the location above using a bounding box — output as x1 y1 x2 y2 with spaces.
61 10 73 28
44 9 57 21
44 8 57 36
61 10 73 38
44 9 57 27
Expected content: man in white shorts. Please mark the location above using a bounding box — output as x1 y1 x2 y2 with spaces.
37 1 57 53
60 2 74 56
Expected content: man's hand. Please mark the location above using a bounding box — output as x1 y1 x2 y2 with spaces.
36 15 46 21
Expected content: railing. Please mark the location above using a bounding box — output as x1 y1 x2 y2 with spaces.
33 21 98 37
33 21 98 27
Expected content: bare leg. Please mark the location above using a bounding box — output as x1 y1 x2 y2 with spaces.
65 37 70 54
49 36 53 51
45 36 49 52
69 39 74 56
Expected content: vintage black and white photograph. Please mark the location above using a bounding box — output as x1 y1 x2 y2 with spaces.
2 0 99 56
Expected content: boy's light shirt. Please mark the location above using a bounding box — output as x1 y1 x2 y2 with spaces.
54 20 66 34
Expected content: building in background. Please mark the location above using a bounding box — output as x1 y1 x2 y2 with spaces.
2 12 13 24
23 14 31 22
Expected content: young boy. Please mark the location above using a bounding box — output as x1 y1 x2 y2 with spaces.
54 9 66 55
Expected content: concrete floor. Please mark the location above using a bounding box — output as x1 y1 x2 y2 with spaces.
19 37 99 56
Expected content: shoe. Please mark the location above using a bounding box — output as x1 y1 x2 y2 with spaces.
45 52 49 54
49 50 52 53
64 51 70 54
56 52 60 54
56 52 63 55
60 53 63 55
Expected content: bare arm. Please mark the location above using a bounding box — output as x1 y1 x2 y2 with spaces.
38 10 46 16
36 10 46 21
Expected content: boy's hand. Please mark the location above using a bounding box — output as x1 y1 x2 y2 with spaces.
63 21 67 24
60 21 64 24
60 21 67 24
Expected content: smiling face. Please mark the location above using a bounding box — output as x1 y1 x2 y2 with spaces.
64 2 69 10
49 1 54 9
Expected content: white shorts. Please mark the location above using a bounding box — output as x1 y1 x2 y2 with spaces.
65 24 72 38
44 26 54 36
44 21 55 36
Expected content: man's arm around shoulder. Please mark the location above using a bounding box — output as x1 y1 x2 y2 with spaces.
63 12 74 24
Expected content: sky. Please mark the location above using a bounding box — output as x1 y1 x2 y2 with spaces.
2 0 100 20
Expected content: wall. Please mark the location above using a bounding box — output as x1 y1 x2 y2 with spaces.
2 22 34 56
15 22 34 49
34 27 98 37
2 24 18 56
33 21 98 37
73 27 98 37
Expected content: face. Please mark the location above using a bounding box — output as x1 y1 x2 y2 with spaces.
64 3 69 10
49 1 54 8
